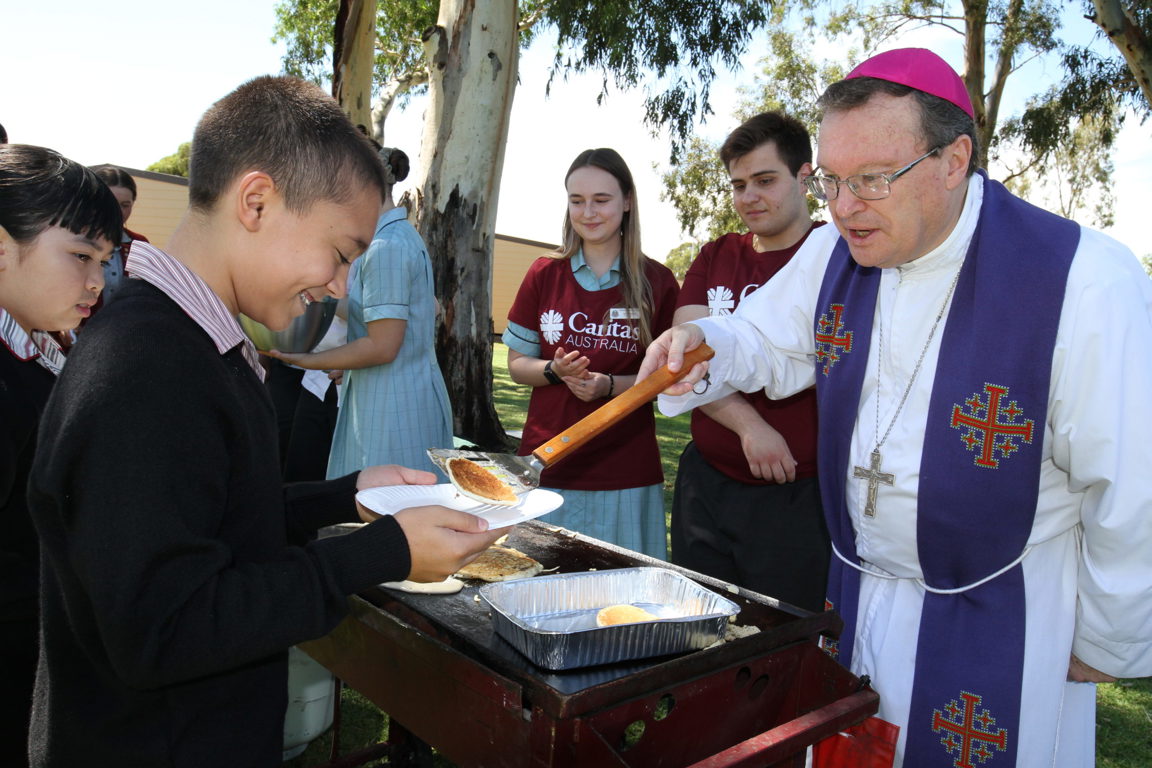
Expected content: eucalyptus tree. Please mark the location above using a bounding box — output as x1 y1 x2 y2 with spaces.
272 0 777 447
661 0 1149 246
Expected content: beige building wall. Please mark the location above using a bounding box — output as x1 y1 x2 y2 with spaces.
123 168 189 250
490 234 555 335
119 168 553 333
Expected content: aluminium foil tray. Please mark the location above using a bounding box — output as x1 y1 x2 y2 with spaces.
479 567 740 671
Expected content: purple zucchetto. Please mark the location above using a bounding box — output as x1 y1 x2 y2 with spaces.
846 48 975 119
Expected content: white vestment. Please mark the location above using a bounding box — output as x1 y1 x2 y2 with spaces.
661 176 1152 766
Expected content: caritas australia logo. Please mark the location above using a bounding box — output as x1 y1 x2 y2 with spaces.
538 309 639 354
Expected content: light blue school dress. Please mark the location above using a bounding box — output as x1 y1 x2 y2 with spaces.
501 251 667 560
326 208 453 478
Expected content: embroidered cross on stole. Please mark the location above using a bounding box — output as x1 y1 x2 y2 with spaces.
813 172 1078 766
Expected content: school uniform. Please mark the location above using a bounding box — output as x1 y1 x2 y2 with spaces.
27 243 411 767
503 252 678 559
0 311 66 767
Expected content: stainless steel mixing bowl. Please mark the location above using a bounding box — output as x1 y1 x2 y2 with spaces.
238 299 338 353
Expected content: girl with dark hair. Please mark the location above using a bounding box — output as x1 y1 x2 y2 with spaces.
89 164 150 308
0 144 120 767
269 147 454 477
502 148 679 558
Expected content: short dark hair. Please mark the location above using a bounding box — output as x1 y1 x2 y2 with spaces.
188 76 386 213
0 144 123 246
0 123 7 144
90 164 138 200
818 77 979 176
719 111 813 176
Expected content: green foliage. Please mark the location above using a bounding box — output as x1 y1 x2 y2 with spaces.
273 0 550 106
545 0 775 160
659 135 742 240
1141 254 1152 277
662 0 1147 240
660 32 835 242
663 241 701 281
147 142 191 177
272 0 438 100
1000 50 1133 176
1003 111 1117 228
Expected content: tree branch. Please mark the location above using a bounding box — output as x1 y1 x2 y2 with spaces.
1090 0 1152 106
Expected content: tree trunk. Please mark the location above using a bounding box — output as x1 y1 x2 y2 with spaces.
332 0 378 130
370 71 429 145
961 0 990 168
982 0 1025 168
412 0 519 449
1091 0 1152 107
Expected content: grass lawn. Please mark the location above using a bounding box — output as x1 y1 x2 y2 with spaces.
287 343 1150 767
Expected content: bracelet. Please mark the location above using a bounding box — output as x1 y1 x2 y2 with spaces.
542 360 562 385
607 373 615 397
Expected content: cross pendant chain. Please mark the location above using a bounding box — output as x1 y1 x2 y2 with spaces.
853 449 894 518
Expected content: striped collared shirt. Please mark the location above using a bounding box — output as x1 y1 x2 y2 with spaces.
0 309 68 376
125 241 265 381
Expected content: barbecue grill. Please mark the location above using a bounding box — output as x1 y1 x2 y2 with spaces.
300 520 878 767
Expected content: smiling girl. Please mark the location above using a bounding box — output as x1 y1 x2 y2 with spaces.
502 148 679 559
0 144 121 767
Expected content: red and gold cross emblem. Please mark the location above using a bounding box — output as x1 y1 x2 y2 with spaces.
815 303 853 375
932 691 1008 767
950 384 1034 469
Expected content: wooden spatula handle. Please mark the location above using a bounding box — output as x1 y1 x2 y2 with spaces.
531 342 715 468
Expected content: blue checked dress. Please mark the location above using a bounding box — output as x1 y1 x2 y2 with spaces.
326 208 453 478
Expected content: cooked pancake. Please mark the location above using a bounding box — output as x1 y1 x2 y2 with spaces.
596 604 660 627
447 458 519 506
456 545 542 582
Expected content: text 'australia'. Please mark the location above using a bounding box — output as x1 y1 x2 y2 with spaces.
550 310 639 355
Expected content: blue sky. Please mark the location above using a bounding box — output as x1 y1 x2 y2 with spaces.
4 0 1146 260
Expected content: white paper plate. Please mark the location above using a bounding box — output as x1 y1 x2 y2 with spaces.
355 484 562 529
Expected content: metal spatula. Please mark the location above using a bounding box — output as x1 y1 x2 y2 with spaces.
429 343 715 494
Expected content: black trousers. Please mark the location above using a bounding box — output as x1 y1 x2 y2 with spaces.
670 442 830 612
265 361 339 482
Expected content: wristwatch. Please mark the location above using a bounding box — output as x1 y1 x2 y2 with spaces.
543 360 562 385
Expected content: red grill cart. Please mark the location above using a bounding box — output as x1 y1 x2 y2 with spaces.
301 521 878 767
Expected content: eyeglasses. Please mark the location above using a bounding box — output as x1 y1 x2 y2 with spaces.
804 147 942 201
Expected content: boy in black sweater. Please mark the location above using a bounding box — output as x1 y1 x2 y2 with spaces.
26 77 504 767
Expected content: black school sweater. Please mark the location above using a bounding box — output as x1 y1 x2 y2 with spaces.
1 346 54 765
0 348 52 621
27 281 411 768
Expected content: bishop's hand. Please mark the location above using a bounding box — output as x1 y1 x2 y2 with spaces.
636 323 708 396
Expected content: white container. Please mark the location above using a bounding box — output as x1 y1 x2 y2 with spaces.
282 646 337 761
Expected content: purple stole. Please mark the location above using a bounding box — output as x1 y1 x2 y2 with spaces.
814 173 1078 766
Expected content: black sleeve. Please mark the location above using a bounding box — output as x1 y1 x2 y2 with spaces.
282 473 360 546
28 314 410 690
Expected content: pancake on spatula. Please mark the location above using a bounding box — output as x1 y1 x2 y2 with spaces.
446 457 518 506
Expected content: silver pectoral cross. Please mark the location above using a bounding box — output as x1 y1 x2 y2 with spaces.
853 449 894 518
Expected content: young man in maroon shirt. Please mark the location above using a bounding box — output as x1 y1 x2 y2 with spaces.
670 111 829 611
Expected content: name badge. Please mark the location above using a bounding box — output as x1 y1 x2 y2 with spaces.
610 307 641 320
